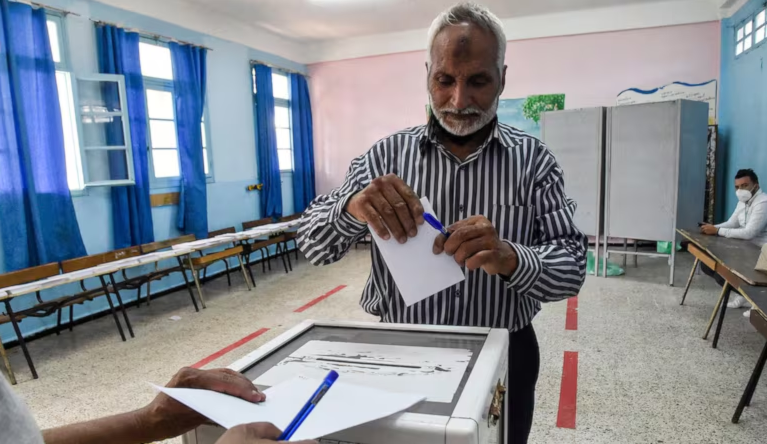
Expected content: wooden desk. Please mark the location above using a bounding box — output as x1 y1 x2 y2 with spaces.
677 229 767 286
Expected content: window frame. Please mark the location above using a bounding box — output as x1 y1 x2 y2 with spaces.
47 13 87 195
735 10 767 57
72 73 136 187
140 37 214 189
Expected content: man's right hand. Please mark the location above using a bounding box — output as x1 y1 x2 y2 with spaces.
215 423 317 444
346 173 424 244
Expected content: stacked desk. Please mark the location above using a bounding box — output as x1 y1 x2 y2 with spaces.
0 220 300 384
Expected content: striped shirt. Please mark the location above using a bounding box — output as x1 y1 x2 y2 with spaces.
298 120 587 331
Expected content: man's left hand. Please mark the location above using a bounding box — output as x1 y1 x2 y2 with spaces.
138 368 266 441
433 215 518 276
700 224 718 236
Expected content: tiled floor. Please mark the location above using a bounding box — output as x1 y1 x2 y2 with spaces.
2 248 766 443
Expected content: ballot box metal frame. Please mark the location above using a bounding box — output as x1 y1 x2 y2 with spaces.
184 320 509 444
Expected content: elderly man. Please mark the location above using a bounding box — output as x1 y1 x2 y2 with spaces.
298 3 586 443
700 168 767 317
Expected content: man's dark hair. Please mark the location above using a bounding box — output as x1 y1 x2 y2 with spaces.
736 169 759 184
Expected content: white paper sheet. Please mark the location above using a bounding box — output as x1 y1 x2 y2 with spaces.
154 376 425 441
256 340 472 403
369 197 465 306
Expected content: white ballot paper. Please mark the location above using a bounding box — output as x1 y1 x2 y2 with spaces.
154 377 425 441
369 197 465 306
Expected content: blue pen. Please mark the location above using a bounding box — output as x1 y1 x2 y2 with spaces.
423 212 450 238
278 370 339 441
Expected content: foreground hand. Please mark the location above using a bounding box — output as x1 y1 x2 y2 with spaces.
216 423 317 444
346 173 424 244
433 215 518 276
139 367 266 440
700 224 718 235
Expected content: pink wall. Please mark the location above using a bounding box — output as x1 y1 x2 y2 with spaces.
308 22 721 194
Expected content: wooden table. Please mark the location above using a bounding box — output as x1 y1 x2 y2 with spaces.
676 229 767 423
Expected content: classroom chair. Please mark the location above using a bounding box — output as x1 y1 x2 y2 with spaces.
279 214 302 264
240 218 292 283
182 227 251 309
0 262 62 383
58 246 142 342
119 234 200 312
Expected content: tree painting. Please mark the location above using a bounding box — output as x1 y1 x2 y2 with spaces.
521 94 566 124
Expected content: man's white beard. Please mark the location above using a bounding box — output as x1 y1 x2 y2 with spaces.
429 96 499 137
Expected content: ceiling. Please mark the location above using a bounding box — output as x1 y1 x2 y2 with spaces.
178 0 701 43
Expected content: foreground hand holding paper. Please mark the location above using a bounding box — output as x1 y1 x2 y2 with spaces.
369 197 465 306
153 377 425 441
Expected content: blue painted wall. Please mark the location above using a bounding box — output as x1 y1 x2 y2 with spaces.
719 0 767 220
0 0 301 343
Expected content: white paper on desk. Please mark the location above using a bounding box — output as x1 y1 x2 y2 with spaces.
153 377 425 441
369 197 465 306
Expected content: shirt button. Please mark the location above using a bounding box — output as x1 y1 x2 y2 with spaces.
459 204 465 213
455 289 462 298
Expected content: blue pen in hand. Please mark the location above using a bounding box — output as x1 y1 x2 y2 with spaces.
278 370 339 441
423 212 450 239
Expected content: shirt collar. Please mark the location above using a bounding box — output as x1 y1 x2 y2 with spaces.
419 116 503 153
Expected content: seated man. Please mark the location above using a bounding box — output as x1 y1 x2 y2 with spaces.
700 168 767 316
1 367 315 444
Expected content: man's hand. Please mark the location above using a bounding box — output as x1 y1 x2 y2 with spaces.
215 423 316 444
433 215 518 276
346 173 424 244
138 368 266 441
700 224 718 236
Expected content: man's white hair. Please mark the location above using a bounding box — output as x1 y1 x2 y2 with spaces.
426 2 507 74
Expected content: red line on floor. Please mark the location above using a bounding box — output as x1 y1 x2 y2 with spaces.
565 296 578 331
190 328 270 369
556 351 579 429
294 285 347 313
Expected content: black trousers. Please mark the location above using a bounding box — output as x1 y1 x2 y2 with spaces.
700 262 726 287
507 324 540 444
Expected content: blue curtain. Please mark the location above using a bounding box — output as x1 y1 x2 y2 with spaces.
0 1 85 271
289 73 316 213
254 64 282 219
169 43 208 240
95 24 154 249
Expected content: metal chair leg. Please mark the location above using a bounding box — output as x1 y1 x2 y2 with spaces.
177 257 200 312
4 301 37 379
188 257 207 309
243 253 256 287
237 255 253 290
0 333 16 385
712 286 732 349
225 259 232 287
680 258 700 306
284 243 293 272
703 283 729 340
278 244 290 274
98 275 127 341
55 309 63 336
733 341 767 423
108 273 134 339
69 306 74 332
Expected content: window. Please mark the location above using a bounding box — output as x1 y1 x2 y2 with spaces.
48 15 134 190
253 69 294 171
735 13 764 56
139 40 211 185
47 15 84 191
756 10 766 45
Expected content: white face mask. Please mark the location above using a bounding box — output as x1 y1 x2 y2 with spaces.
737 188 753 203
